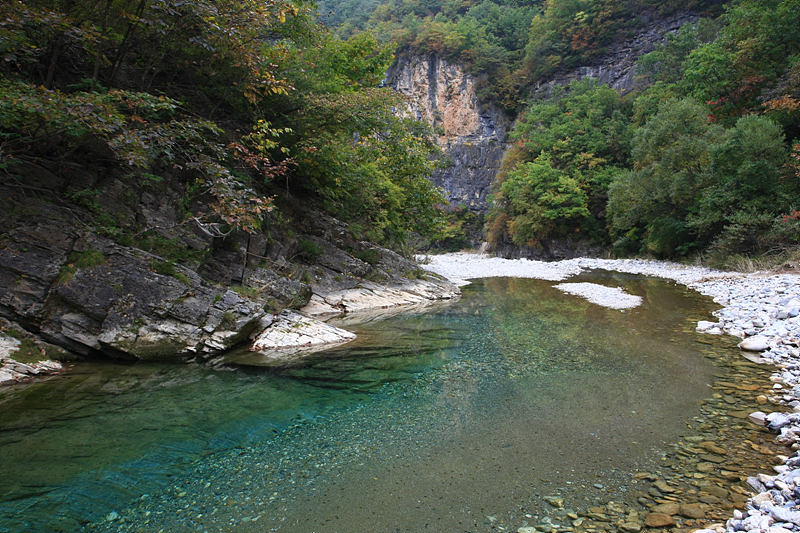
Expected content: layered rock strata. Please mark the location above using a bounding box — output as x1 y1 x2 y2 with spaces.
387 54 510 212
0 165 459 375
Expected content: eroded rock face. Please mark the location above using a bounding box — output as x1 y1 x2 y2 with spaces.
387 54 510 213
531 12 700 98
386 12 699 219
0 173 459 365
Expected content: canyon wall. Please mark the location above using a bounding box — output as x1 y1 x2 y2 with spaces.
388 12 700 219
386 55 509 213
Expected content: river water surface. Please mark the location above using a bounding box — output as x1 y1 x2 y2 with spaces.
0 273 738 532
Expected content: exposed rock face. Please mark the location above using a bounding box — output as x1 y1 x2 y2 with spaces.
387 54 510 213
491 237 606 262
387 12 699 220
531 12 699 98
0 164 459 367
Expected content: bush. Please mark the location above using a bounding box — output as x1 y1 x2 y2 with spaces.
353 249 380 266
297 239 324 262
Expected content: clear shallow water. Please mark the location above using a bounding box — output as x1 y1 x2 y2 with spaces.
0 273 732 532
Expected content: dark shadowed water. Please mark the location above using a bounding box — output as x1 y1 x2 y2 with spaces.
0 273 734 532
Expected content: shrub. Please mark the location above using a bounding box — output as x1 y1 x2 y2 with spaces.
297 239 324 262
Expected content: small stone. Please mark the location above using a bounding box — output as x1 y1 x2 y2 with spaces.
618 521 642 533
700 442 728 455
767 412 792 432
770 507 800 526
544 496 565 508
650 503 680 515
645 513 676 528
749 411 768 426
740 336 770 351
654 480 675 494
679 504 706 519
700 485 728 499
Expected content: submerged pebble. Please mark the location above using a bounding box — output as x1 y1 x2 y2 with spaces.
427 253 800 533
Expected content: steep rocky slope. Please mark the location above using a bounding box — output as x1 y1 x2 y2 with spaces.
531 11 699 98
0 161 457 374
388 12 699 219
387 54 510 213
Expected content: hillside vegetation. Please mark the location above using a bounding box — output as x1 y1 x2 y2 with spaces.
3 0 800 267
319 0 724 110
486 0 800 263
0 0 447 251
320 0 800 265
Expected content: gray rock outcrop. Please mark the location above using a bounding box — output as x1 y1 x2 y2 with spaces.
387 54 510 213
0 164 459 368
531 12 700 98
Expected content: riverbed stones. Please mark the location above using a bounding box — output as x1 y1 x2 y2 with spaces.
651 502 681 515
617 522 642 533
646 512 677 527
680 503 706 519
740 337 771 352
544 496 565 508
654 480 675 493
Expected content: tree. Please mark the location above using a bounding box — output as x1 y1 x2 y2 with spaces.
487 79 632 248
607 98 723 256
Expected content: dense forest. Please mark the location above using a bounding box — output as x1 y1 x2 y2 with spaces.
2 0 799 265
319 0 800 265
0 0 446 253
486 0 800 263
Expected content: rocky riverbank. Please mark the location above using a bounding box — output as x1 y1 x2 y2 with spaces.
0 164 460 381
424 252 800 533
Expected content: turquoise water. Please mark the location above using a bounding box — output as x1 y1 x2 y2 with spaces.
0 274 729 532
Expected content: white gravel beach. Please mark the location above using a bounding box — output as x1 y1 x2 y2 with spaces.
423 252 800 533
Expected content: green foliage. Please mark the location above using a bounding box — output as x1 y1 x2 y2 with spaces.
57 250 107 283
681 0 800 121
297 239 325 262
1 328 44 364
275 87 447 247
232 286 261 299
636 18 722 86
0 0 448 251
404 268 428 280
220 312 237 329
134 234 207 264
488 79 632 248
607 99 794 257
423 207 485 252
498 152 590 247
352 249 381 266
151 259 177 277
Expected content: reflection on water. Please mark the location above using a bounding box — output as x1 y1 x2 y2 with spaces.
0 274 731 532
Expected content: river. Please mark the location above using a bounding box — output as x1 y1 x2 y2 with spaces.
0 272 747 532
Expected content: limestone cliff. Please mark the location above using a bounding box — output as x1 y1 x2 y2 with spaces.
387 12 699 221
531 12 699 99
386 54 510 213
